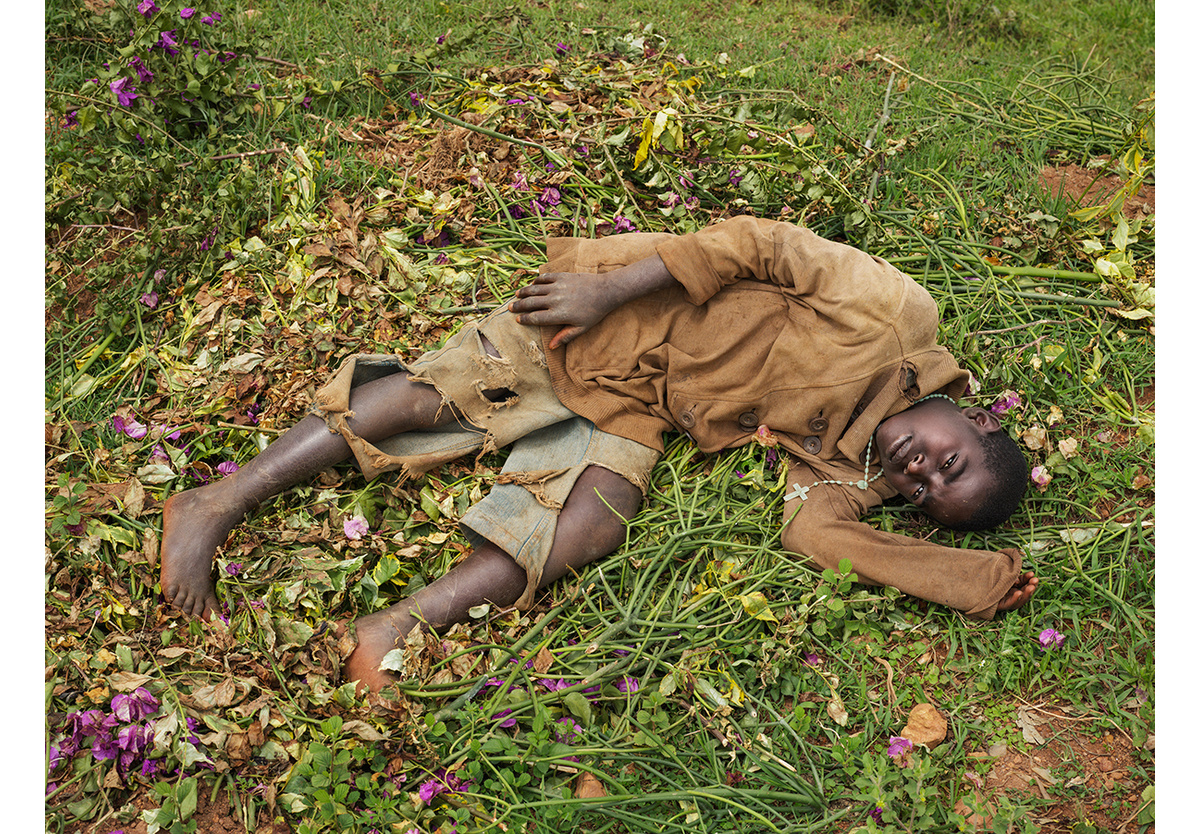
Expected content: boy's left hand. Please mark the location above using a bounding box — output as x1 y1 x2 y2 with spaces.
996 571 1038 611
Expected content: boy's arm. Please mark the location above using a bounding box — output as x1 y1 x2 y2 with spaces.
508 254 678 349
780 462 1025 620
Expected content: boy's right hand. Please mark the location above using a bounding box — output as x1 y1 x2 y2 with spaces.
510 254 680 350
509 271 622 349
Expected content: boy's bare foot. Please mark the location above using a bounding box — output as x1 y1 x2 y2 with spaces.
996 571 1038 612
160 484 249 620
342 607 419 695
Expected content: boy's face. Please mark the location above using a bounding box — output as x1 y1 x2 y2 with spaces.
874 401 1003 528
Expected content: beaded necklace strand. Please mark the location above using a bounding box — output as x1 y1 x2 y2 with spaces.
782 393 957 502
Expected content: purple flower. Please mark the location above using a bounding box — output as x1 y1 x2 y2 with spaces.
869 806 885 822
201 12 221 25
1030 465 1052 488
245 404 261 425
539 677 571 692
112 414 149 440
538 186 562 207
989 390 1022 416
343 515 369 540
141 758 159 778
555 42 569 55
91 733 120 761
505 97 527 105
662 191 682 208
110 77 139 107
612 215 637 233
729 169 744 187
137 0 159 17
225 562 243 576
116 722 154 755
511 172 529 191
616 675 640 693
554 717 583 742
802 651 821 666
491 708 517 728
129 56 154 84
62 111 80 128
886 736 912 759
180 7 196 18
158 30 179 56
139 291 159 309
417 769 471 804
216 460 239 476
111 688 159 723
1037 628 1066 650
408 92 424 106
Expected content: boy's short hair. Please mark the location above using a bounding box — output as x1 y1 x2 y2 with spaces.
945 431 1029 532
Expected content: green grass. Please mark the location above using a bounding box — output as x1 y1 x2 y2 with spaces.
45 1 1153 832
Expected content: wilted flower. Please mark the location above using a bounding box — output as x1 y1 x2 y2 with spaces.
216 460 239 476
869 805 885 822
112 414 148 440
225 562 243 576
616 675 640 694
989 390 1022 416
729 169 744 187
554 41 569 55
753 424 779 447
139 291 159 309
886 736 912 759
612 215 637 233
554 717 583 743
180 7 196 18
343 515 369 540
111 688 159 723
201 12 221 25
1037 627 1066 650
129 56 154 84
417 769 471 804
1030 465 1052 489
802 651 821 666
109 77 138 107
137 0 159 17
491 708 517 728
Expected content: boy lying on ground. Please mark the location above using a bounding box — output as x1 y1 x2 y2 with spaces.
158 216 1038 695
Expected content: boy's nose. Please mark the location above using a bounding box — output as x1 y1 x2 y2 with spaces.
904 453 928 476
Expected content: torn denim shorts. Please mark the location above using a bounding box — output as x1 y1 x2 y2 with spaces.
311 307 661 609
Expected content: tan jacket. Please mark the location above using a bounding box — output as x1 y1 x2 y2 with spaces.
541 217 1022 619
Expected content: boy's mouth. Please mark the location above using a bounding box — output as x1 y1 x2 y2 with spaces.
886 434 912 464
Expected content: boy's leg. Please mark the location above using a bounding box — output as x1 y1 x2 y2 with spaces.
160 372 456 619
343 465 641 694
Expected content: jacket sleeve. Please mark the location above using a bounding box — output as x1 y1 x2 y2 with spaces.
779 459 1024 621
653 215 906 309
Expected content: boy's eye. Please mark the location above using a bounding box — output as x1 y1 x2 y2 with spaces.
940 454 957 470
912 485 924 499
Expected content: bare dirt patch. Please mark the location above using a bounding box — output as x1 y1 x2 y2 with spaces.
961 703 1153 833
1039 161 1154 220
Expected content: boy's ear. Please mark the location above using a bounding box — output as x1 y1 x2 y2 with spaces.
962 406 1004 434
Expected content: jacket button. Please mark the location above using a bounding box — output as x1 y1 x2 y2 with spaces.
678 410 695 429
802 435 822 454
738 411 758 430
808 417 828 432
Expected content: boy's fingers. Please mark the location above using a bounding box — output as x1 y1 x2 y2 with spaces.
548 326 584 350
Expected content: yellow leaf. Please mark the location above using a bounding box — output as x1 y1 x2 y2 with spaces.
737 591 779 623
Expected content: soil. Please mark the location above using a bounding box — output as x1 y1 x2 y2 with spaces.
1038 160 1154 220
957 703 1154 833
